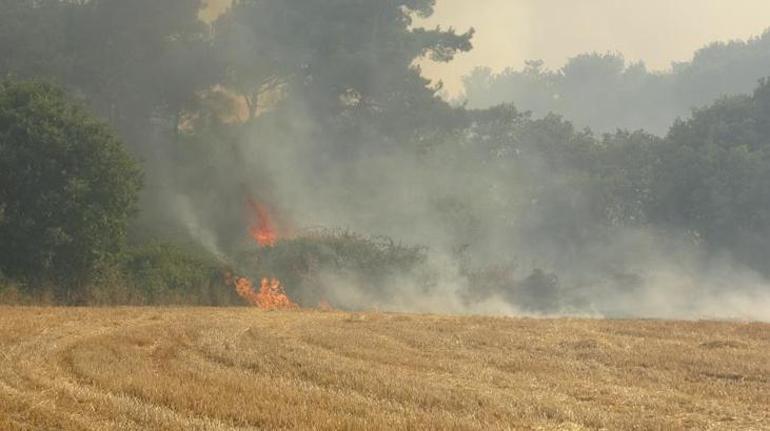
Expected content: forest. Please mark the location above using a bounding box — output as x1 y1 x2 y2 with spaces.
1 0 769 319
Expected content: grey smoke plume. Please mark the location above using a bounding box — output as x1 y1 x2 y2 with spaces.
157 3 770 321
164 98 770 322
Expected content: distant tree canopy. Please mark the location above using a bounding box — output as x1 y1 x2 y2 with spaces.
0 80 142 298
454 79 770 276
462 31 770 134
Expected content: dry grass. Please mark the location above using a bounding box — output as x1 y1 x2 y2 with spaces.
0 307 768 430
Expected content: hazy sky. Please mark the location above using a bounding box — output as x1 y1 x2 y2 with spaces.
204 0 770 95
420 0 770 94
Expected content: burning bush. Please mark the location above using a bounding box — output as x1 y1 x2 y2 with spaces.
235 229 428 308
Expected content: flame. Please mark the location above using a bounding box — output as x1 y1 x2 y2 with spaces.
233 276 260 306
230 274 297 310
257 277 298 310
247 199 277 247
227 198 299 310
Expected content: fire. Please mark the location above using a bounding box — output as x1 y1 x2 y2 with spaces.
227 198 298 310
233 276 297 310
231 198 333 311
247 199 277 247
257 277 297 310
233 275 259 306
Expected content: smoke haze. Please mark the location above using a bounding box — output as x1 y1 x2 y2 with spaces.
183 2 770 320
4 0 769 319
418 0 770 95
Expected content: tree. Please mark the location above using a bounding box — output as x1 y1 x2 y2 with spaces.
0 0 220 141
462 30 770 134
214 0 474 138
63 0 218 138
0 80 142 300
0 1 87 80
650 79 770 273
212 2 288 122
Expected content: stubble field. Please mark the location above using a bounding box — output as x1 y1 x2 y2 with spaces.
0 307 768 430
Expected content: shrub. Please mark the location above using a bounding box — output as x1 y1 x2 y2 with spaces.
235 229 428 307
122 243 238 306
0 79 142 302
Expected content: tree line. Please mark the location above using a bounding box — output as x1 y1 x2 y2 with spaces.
1 0 769 308
461 32 770 134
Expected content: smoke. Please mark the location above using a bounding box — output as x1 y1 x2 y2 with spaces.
418 0 770 96
163 100 770 321
550 227 770 321
172 194 226 260
160 2 770 322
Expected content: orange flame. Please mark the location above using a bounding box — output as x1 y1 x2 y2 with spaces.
247 199 277 247
228 198 299 309
256 277 298 310
233 276 260 306
232 275 298 310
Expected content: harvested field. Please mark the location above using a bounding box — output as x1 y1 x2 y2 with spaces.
0 307 768 430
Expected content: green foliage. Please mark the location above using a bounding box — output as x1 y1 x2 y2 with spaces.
649 79 770 272
0 79 142 301
121 243 237 305
214 0 473 147
0 0 218 136
3 0 770 309
465 79 770 276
